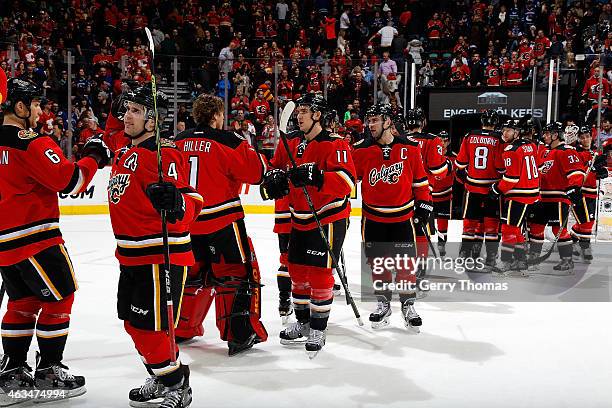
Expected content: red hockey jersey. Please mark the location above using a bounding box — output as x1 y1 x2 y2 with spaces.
455 129 505 194
175 126 268 234
581 76 610 102
270 130 355 231
575 146 597 199
108 137 203 266
432 152 455 202
485 65 501 86
406 132 449 189
538 144 585 204
352 136 430 223
497 139 540 204
0 125 99 266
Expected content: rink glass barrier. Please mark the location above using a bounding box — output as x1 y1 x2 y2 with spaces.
359 242 612 302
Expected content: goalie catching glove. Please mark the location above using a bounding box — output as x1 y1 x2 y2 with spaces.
145 182 185 223
288 163 324 189
260 169 289 200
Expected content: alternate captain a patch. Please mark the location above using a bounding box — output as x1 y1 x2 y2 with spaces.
17 129 38 140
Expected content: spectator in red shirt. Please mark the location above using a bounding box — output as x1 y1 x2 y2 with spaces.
534 30 551 60
37 100 56 136
249 88 271 135
450 57 471 87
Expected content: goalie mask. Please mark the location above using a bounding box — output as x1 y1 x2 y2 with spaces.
563 124 579 145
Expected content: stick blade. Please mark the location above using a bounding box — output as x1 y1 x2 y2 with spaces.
144 27 155 58
279 101 295 133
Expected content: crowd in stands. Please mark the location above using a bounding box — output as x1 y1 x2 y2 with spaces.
1 0 612 157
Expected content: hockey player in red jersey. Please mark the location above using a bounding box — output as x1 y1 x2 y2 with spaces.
489 119 540 276
260 93 356 357
570 126 608 262
0 77 112 404
108 86 203 407
176 94 268 356
455 109 505 269
352 103 431 331
174 94 268 356
527 122 586 273
432 130 455 257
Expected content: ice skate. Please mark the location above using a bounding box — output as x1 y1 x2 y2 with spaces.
551 258 574 275
579 245 593 263
280 321 310 345
0 355 34 407
158 380 192 408
305 328 326 359
279 298 294 325
369 296 392 329
34 352 86 402
129 376 166 407
401 300 422 333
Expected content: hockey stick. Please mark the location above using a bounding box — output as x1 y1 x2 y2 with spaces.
279 101 363 326
145 27 178 364
0 282 5 308
414 219 438 258
527 152 599 265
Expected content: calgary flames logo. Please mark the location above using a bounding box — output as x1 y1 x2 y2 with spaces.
108 173 131 204
368 162 404 186
540 160 554 174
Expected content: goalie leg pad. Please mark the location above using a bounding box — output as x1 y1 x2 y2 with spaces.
213 238 267 344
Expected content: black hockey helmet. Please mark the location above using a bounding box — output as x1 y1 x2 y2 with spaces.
2 78 43 112
295 93 328 114
542 121 563 133
365 103 393 119
501 119 521 130
579 125 592 134
438 130 450 139
481 109 500 127
124 85 156 120
414 107 426 122
405 108 424 128
391 112 407 133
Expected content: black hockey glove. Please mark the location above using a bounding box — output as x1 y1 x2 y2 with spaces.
288 163 324 189
566 186 583 207
413 201 433 225
595 166 609 180
82 135 113 168
455 168 467 183
260 169 289 200
146 182 185 223
489 183 502 201
592 154 607 170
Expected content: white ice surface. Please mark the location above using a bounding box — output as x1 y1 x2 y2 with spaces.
14 214 612 408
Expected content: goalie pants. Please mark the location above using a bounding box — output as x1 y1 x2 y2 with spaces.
288 219 347 331
174 219 267 345
0 244 76 369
